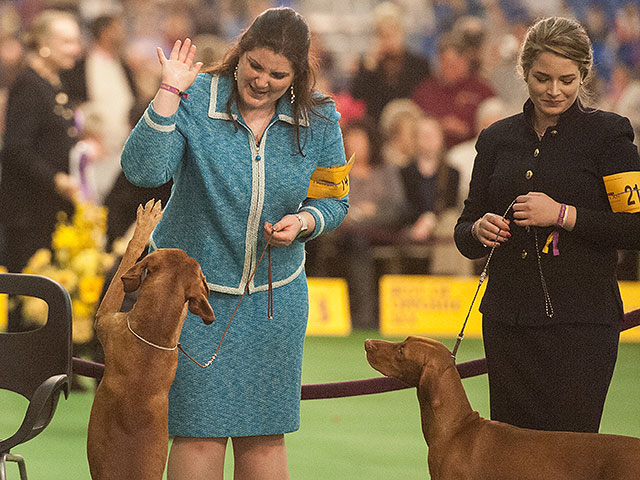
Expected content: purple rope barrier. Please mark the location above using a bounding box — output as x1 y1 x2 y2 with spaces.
72 308 640 400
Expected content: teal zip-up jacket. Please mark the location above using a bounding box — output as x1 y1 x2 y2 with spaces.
121 73 348 295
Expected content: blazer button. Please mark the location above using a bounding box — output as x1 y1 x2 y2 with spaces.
533 148 540 157
550 129 558 136
521 250 528 259
525 170 534 180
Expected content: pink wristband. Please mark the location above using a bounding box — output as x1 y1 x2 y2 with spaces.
160 83 189 99
556 203 566 227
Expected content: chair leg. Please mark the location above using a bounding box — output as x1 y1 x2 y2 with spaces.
0 453 27 480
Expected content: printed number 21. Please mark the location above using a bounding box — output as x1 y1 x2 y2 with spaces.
625 184 640 206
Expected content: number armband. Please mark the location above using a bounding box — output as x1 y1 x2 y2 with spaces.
306 154 355 199
603 171 640 213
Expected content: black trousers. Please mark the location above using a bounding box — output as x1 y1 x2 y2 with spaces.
482 319 619 433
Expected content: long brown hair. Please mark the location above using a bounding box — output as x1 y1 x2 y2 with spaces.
205 7 331 154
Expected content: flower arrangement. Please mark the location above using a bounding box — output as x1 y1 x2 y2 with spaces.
21 202 115 344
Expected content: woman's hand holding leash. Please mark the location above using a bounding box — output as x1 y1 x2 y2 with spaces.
472 213 511 248
264 212 316 246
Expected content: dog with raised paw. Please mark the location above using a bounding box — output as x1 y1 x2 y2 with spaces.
365 336 640 480
87 199 215 480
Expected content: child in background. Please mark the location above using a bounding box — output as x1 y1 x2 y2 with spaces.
69 104 105 204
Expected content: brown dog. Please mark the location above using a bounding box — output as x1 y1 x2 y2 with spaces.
87 200 215 480
365 336 640 480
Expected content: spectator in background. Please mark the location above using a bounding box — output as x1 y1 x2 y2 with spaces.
603 62 640 149
378 98 423 168
400 115 458 244
318 117 406 327
62 13 139 202
0 10 82 327
615 2 640 69
68 103 105 204
413 33 496 149
350 2 431 126
448 96 509 207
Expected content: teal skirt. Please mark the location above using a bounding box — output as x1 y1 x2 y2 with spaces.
168 272 309 437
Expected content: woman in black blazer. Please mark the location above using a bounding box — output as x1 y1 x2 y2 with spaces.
454 17 640 433
0 10 82 276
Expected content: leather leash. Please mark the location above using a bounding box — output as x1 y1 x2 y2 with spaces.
178 233 274 368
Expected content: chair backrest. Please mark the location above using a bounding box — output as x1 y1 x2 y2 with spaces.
0 273 73 400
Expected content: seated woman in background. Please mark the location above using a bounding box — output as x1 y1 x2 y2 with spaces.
400 115 459 241
307 117 406 328
400 115 469 275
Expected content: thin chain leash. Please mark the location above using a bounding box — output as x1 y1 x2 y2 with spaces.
178 233 274 368
450 199 554 361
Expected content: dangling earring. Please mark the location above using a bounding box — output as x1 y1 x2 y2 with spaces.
290 84 295 104
234 64 238 81
39 46 51 58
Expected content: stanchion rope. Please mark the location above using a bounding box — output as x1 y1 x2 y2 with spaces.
72 308 640 400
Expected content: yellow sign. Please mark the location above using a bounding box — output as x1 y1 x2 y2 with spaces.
0 266 6 331
603 171 640 213
380 276 640 342
619 281 640 342
379 275 486 338
306 277 352 336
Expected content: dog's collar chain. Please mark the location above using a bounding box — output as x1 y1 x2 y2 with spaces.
177 233 274 369
127 317 178 351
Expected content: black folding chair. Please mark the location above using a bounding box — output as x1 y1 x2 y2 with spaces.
0 273 72 480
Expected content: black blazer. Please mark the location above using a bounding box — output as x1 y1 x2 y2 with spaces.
455 99 640 326
0 66 76 229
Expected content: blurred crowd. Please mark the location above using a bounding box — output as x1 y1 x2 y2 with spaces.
0 0 638 327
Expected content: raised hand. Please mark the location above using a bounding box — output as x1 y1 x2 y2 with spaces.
156 38 203 93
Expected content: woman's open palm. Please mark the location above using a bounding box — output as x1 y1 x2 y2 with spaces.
156 38 203 92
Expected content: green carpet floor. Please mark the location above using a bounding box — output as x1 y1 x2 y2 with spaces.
2 332 640 479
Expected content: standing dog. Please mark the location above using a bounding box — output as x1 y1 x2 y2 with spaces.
87 200 215 479
365 336 640 480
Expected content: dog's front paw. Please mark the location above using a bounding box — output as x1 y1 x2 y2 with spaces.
133 199 163 240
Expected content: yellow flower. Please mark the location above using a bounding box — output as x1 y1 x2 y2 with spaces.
23 249 52 274
78 276 104 305
22 200 112 344
48 269 78 293
71 249 101 278
72 314 94 344
22 296 48 325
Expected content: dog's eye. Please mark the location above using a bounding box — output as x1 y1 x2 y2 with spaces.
396 346 405 358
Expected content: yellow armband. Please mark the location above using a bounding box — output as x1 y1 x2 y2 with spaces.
306 154 355 199
603 171 640 213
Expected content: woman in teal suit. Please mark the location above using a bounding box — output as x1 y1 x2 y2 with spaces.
121 8 349 479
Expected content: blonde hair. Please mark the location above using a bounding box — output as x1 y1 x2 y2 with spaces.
518 17 593 105
379 98 423 141
24 9 77 52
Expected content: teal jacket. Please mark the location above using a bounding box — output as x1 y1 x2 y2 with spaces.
121 73 348 294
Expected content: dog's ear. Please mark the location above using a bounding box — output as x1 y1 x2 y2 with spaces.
187 279 215 324
121 257 150 292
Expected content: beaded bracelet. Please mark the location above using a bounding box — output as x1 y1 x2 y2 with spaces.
160 83 189 99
